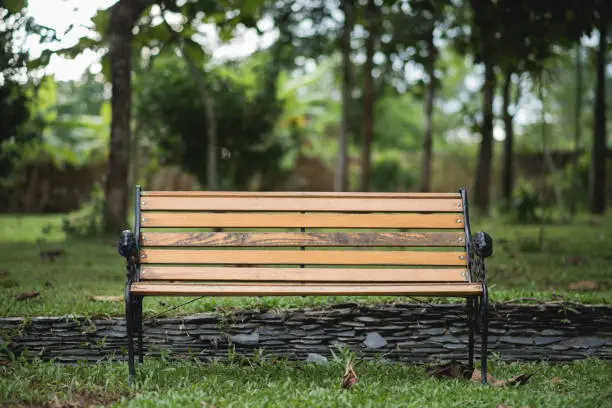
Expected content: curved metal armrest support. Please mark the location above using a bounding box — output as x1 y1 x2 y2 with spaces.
118 230 139 281
469 232 493 284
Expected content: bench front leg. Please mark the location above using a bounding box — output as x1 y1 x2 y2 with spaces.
470 231 492 384
118 230 139 385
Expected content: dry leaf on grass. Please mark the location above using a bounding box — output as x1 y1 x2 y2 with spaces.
340 362 358 390
0 269 8 278
551 376 563 385
90 295 123 302
568 280 599 291
15 291 40 301
427 360 472 380
471 370 531 387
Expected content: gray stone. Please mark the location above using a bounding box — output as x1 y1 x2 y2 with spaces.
541 329 565 336
418 328 446 336
355 316 381 323
364 332 387 349
230 332 259 345
499 336 533 345
430 335 461 344
305 353 328 364
561 337 605 349
533 337 564 346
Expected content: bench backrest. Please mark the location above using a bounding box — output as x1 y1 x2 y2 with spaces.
136 190 470 284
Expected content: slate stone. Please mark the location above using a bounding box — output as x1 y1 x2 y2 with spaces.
305 353 328 364
364 332 387 349
561 337 605 349
541 329 565 336
230 332 259 345
533 337 564 346
499 336 533 345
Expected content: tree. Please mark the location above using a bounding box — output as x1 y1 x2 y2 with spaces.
359 0 377 191
570 43 583 215
104 0 153 232
335 0 354 192
590 4 608 214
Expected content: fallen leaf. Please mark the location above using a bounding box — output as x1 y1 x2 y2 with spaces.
551 376 563 385
0 269 8 278
427 360 472 380
15 291 40 301
568 280 599 291
90 295 123 302
340 362 358 390
471 370 531 387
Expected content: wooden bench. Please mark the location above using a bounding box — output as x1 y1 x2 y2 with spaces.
118 187 493 384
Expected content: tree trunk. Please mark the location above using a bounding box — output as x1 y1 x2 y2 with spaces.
419 32 436 193
359 0 376 192
570 44 583 216
335 0 353 192
590 18 607 215
474 61 495 214
501 70 514 204
104 0 151 232
540 84 564 211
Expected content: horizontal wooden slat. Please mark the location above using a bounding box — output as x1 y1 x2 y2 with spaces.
139 249 465 265
142 191 461 198
140 267 468 282
130 282 482 296
141 213 465 229
140 232 465 247
140 196 462 212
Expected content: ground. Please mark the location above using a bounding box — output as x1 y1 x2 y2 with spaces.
1 213 611 407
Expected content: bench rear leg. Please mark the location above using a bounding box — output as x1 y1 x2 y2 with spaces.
467 297 475 371
135 296 144 364
125 287 136 385
480 289 489 384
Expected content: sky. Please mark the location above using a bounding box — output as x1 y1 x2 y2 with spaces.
26 0 273 81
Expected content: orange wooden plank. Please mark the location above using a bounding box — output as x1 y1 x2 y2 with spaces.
140 266 468 282
130 282 483 296
140 212 465 229
139 249 466 265
141 191 461 198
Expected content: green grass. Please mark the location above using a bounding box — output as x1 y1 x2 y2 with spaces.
1 357 610 407
0 214 611 318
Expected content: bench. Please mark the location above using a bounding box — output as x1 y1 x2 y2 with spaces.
118 187 493 384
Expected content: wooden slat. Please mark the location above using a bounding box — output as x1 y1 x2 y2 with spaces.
140 267 468 282
140 232 465 247
130 282 483 296
142 191 461 198
139 249 465 265
141 213 465 229
140 196 462 212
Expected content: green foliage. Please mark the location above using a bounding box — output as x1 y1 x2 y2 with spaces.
135 53 284 189
61 184 105 238
370 151 417 192
511 180 543 223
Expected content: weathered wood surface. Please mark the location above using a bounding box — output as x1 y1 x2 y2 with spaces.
140 232 465 247
140 213 465 229
139 249 466 265
130 283 482 296
141 191 462 198
139 267 468 282
140 196 463 212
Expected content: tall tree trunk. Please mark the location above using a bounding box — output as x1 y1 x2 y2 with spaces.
359 0 376 192
570 44 583 216
161 14 218 190
474 61 495 214
419 32 436 193
104 0 151 232
590 17 607 214
501 70 514 204
335 0 353 192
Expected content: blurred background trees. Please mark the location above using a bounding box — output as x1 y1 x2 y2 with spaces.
0 0 610 231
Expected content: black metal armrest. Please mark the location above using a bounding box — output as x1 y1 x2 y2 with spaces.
473 231 493 258
118 230 139 281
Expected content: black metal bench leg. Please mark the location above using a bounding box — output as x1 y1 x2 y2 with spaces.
125 286 136 385
135 296 144 364
467 297 475 371
480 289 489 385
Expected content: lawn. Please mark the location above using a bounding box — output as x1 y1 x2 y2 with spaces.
1 357 611 407
1 213 611 317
